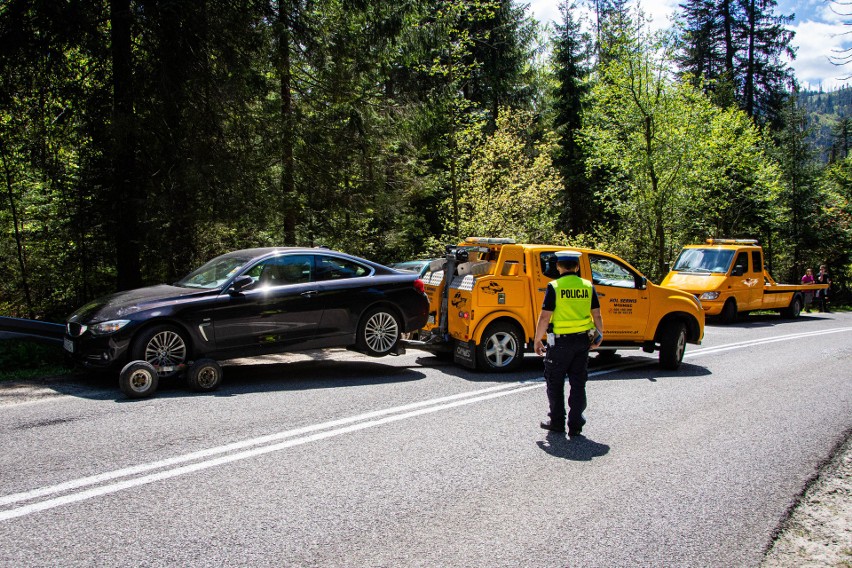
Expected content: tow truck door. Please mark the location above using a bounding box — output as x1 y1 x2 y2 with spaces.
730 250 762 310
532 250 561 317
587 253 650 340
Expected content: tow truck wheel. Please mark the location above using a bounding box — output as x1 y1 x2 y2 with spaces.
781 295 802 319
186 358 223 392
720 299 737 324
357 306 401 357
477 322 523 372
659 322 687 370
119 361 159 399
596 349 618 362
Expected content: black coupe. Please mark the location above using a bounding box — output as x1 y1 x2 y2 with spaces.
64 248 429 397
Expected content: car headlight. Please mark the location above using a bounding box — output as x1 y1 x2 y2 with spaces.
699 292 720 300
89 320 131 335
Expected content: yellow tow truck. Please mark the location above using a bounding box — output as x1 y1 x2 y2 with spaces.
413 238 704 372
660 239 828 323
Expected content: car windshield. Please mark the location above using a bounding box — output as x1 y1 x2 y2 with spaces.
672 248 735 274
175 254 254 289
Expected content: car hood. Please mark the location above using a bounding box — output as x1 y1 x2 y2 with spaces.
68 284 213 323
661 272 728 294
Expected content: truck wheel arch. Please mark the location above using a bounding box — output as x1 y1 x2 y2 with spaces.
654 313 701 345
472 312 534 347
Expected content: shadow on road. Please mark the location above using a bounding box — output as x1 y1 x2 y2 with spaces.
4 344 711 403
706 312 835 328
536 431 610 462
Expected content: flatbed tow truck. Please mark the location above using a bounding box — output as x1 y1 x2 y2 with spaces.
660 239 828 323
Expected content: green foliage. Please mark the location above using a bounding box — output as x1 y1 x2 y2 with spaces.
580 25 781 280
0 340 70 382
0 0 848 323
455 107 562 243
815 155 852 298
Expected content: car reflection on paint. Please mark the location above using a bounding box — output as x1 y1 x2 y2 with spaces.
389 259 437 278
63 247 430 396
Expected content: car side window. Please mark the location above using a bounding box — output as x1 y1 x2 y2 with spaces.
589 255 638 289
315 255 370 281
245 255 313 287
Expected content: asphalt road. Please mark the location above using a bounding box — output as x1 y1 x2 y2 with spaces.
0 312 850 567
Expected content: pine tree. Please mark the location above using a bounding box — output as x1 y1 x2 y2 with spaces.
675 0 795 125
830 116 852 163
552 0 594 235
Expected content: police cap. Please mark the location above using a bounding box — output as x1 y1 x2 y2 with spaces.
554 250 582 262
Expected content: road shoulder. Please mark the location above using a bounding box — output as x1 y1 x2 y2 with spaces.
762 429 852 567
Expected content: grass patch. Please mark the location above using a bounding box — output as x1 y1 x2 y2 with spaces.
0 339 71 382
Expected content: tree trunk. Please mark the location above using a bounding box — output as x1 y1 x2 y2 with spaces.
0 140 34 318
278 0 297 245
744 0 756 117
111 0 142 290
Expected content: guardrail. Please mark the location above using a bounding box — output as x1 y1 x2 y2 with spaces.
0 317 65 344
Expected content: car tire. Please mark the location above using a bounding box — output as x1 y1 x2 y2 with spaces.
119 360 159 399
720 299 737 324
186 358 223 392
357 306 401 357
659 321 687 370
131 324 190 378
476 322 523 372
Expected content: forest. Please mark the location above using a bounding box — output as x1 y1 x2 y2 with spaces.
2 0 851 321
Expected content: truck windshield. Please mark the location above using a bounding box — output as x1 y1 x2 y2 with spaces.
672 248 735 274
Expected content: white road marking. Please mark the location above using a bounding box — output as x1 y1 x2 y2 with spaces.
2 326 850 521
685 327 852 358
0 381 542 521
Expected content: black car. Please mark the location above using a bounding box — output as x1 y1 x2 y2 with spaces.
64 248 429 397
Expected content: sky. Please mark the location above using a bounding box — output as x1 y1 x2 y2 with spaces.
527 0 852 91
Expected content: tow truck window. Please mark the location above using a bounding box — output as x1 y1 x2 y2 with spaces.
539 252 560 279
733 252 748 274
589 255 638 289
752 251 762 272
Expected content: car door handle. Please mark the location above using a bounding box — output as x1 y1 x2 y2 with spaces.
301 290 319 297
597 292 606 297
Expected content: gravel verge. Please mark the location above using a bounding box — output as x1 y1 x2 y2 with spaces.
762 430 852 567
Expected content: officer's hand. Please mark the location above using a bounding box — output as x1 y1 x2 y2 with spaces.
590 330 603 350
534 339 546 356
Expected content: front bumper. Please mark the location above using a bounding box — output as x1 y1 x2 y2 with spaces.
699 301 724 316
62 332 132 372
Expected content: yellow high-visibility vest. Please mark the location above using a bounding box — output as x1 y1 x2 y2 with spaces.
549 275 595 334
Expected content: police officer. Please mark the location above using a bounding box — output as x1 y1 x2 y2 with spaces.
534 251 603 435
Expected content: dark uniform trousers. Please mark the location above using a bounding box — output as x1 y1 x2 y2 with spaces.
543 332 589 431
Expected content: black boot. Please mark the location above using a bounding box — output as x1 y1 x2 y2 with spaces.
540 419 565 433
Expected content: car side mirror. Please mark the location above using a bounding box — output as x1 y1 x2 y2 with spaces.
731 266 744 277
230 275 254 293
635 275 647 290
